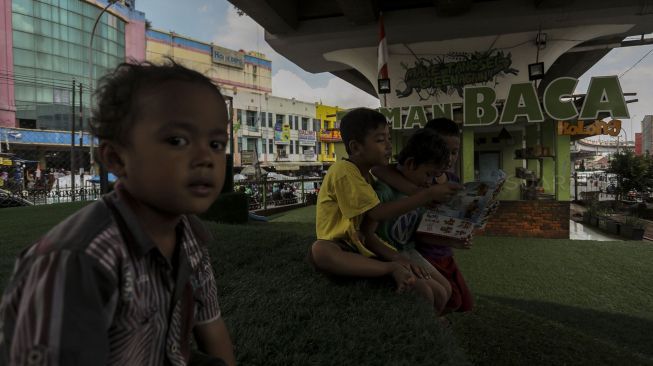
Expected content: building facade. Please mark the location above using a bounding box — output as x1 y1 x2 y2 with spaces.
315 103 343 164
146 28 324 171
641 115 653 156
0 0 145 171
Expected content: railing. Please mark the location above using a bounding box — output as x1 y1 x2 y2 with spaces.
234 176 323 211
1 183 102 207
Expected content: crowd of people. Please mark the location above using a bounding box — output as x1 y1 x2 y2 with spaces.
0 61 473 366
0 166 63 193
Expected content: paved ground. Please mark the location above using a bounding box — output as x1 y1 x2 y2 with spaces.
570 202 653 241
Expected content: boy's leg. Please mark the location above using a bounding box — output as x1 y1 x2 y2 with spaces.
412 279 434 305
425 279 449 315
405 249 452 299
309 240 415 292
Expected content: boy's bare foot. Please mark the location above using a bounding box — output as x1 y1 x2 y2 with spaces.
391 263 415 293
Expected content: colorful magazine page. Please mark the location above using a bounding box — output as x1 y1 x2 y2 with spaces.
416 170 506 239
416 212 474 241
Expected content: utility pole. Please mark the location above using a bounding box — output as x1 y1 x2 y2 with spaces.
70 79 76 201
79 82 84 193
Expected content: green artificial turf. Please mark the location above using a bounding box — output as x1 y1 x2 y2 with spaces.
2 204 652 365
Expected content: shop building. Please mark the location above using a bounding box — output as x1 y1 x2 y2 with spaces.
146 28 325 172
315 103 343 165
641 115 653 156
0 0 145 170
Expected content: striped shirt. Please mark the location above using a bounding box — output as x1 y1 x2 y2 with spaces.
0 190 221 365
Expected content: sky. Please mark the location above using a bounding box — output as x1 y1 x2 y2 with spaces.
136 0 653 141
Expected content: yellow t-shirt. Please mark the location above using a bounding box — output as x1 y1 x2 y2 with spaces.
316 159 382 257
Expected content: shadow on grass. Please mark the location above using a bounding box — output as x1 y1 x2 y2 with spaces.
483 294 653 361
209 222 471 366
452 294 653 366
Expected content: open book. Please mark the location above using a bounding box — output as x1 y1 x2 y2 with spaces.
416 170 507 240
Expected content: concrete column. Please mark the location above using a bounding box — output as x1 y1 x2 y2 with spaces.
0 0 16 127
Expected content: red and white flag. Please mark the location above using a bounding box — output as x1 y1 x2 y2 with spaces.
378 13 389 80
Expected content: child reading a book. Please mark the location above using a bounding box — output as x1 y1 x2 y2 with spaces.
0 61 236 365
308 109 461 295
361 128 456 316
372 118 474 312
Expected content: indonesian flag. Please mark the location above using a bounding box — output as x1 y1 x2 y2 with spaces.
378 13 389 80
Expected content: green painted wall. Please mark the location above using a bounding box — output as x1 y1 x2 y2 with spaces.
556 133 571 201
541 121 556 195
461 128 474 183
473 131 522 201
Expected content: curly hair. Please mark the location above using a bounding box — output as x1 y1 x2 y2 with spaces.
397 128 449 168
339 108 388 154
91 60 225 145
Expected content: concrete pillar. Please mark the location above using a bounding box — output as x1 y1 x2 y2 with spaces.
0 0 16 127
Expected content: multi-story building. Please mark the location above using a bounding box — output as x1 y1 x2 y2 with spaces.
146 28 324 172
0 0 145 169
315 103 343 165
641 115 653 156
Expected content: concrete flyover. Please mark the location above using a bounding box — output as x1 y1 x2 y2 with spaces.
228 0 653 100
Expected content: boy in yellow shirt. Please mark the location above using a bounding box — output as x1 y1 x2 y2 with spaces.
308 108 461 292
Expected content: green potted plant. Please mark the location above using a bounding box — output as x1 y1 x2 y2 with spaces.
583 199 599 226
606 218 620 235
620 216 646 240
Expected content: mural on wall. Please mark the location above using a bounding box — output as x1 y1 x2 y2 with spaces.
395 49 519 101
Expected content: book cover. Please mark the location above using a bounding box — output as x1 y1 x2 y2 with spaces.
416 170 506 240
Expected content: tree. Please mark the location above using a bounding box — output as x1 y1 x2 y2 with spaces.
608 150 648 202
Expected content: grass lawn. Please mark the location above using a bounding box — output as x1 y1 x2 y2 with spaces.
1 203 653 365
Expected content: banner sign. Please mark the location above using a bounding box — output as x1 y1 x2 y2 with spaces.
274 122 290 144
396 49 518 100
377 76 629 128
319 129 342 142
299 130 316 146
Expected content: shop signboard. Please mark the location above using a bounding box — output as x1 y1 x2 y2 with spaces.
557 120 621 136
241 151 255 165
320 129 341 142
212 45 244 69
274 121 291 145
299 130 316 146
378 76 629 128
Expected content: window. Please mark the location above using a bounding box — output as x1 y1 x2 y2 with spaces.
289 143 293 154
296 141 300 155
302 117 309 130
12 0 34 16
14 49 36 67
276 114 285 126
268 139 273 154
245 110 257 127
267 113 273 127
313 119 320 131
12 13 35 33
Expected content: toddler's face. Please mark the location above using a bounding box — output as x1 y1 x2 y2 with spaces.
118 80 229 215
